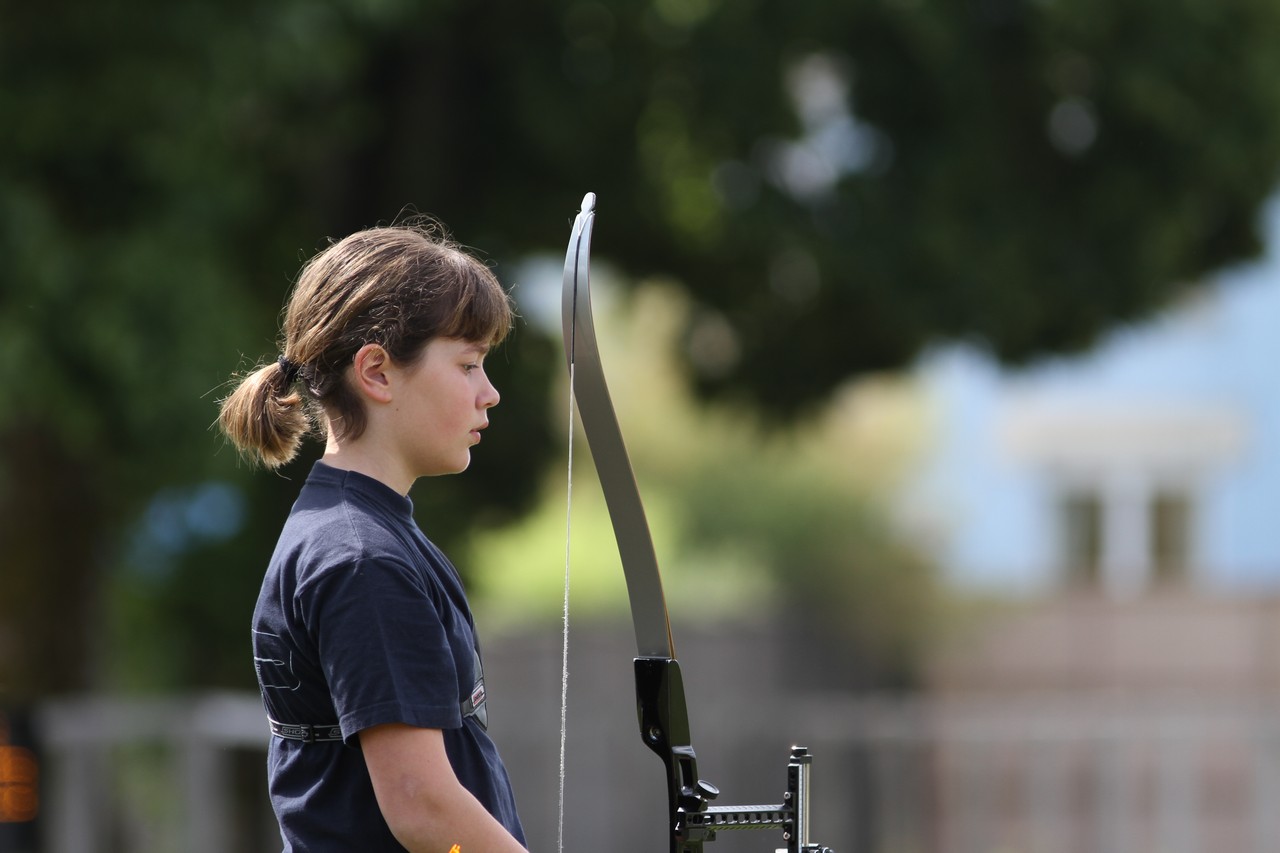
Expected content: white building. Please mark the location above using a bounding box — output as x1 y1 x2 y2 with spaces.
904 200 1280 600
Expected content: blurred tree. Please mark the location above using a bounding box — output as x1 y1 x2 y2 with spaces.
314 0 1280 415
0 0 559 694
3 0 1279 694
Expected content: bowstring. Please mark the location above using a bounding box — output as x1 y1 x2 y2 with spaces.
557 357 575 853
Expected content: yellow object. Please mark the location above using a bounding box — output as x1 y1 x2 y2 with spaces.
0 744 39 822
448 846 461 853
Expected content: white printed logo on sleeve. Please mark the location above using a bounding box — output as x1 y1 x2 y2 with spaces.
253 629 301 691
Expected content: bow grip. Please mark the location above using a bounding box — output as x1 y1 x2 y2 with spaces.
635 657 720 852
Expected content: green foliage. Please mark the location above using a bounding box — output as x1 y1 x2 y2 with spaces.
4 0 1279 693
473 285 945 687
662 0 1280 414
675 444 945 688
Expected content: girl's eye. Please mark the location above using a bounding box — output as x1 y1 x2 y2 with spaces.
463 363 480 373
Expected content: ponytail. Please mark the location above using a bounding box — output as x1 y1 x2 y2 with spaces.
218 358 310 468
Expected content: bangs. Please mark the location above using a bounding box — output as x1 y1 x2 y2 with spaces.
437 261 515 346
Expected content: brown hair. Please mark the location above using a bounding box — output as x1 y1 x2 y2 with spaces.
218 222 513 468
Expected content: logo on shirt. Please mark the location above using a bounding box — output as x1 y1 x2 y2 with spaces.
253 629 301 691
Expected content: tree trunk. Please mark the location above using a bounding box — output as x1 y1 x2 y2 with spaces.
0 426 106 699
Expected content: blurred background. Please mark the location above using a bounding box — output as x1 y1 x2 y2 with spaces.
4 0 1280 851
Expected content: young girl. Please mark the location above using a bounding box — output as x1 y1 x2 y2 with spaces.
219 222 528 852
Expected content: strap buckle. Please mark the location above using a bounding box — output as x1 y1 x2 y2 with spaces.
269 718 342 743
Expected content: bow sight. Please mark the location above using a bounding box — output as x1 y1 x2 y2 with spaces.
637 658 835 853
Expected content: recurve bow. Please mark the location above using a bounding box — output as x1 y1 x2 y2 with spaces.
561 192 835 853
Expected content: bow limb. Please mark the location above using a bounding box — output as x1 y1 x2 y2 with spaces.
561 192 673 660
561 193 717 852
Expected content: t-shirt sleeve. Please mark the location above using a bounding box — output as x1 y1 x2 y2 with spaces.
300 557 463 743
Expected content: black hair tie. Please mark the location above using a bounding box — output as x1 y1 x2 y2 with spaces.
277 355 301 386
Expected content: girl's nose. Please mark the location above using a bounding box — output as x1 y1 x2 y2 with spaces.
480 376 500 409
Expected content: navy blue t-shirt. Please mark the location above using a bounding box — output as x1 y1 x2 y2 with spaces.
251 461 526 851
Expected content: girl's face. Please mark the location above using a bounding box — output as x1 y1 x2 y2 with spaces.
391 337 500 478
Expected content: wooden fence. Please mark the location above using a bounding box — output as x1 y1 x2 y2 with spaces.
27 626 1280 853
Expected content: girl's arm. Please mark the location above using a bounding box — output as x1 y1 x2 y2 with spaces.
360 723 528 853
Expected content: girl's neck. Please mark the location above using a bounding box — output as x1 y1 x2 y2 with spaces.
321 431 414 496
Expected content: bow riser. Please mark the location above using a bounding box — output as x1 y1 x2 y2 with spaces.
636 657 716 852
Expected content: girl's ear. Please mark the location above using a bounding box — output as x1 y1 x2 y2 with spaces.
350 343 395 404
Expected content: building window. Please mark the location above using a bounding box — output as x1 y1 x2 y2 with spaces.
1151 491 1192 584
1057 484 1194 593
1061 491 1102 587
